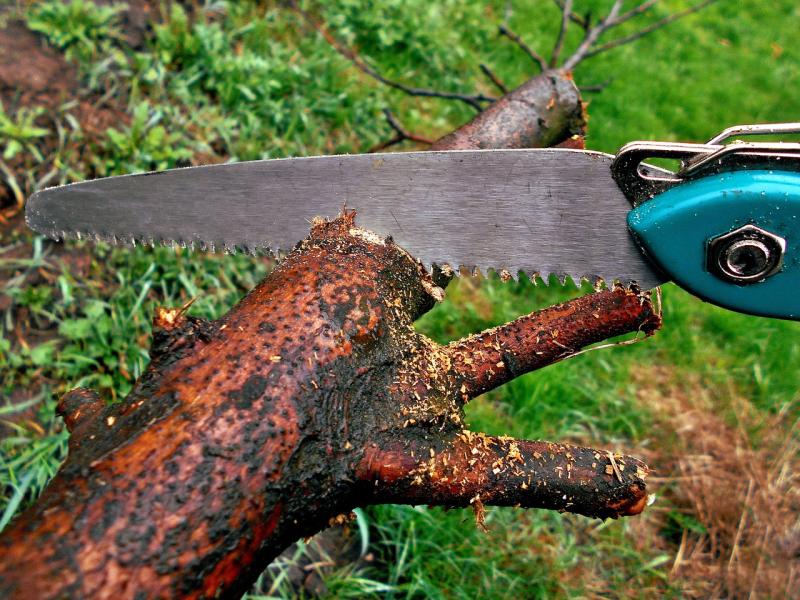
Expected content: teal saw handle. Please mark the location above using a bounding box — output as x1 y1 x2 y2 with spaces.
627 170 800 320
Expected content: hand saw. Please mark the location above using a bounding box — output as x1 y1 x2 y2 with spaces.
25 122 800 320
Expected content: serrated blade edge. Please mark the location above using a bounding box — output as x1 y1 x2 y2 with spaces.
26 149 667 289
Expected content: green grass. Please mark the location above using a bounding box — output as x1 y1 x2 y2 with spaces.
2 1 799 597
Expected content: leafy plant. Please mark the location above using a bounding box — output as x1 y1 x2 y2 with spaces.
26 0 125 65
0 103 50 162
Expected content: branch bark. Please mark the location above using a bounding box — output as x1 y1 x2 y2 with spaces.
0 29 660 600
429 71 585 150
0 211 659 598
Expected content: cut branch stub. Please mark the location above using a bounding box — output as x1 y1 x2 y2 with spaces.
0 211 659 598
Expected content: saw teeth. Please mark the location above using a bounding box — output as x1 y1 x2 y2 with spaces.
35 230 631 287
569 273 587 288
418 261 615 288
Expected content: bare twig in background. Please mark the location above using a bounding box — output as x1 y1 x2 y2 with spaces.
502 0 720 73
292 0 719 150
615 0 660 24
368 109 434 152
551 0 592 30
479 63 509 94
581 0 720 61
288 1 495 111
498 24 549 72
579 78 614 93
560 0 625 71
549 0 574 67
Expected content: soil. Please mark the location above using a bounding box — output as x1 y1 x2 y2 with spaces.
0 18 126 226
0 21 76 108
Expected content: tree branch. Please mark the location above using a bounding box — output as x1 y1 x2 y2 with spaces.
0 208 660 598
561 0 624 71
0 5 678 597
498 24 549 72
368 109 434 152
582 0 720 61
429 71 586 150
506 0 722 73
613 0 660 26
446 286 660 399
479 63 509 95
360 434 650 520
551 0 592 30
550 0 574 67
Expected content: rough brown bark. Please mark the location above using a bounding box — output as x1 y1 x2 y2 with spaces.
0 62 659 600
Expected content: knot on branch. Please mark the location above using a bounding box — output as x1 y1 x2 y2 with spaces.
57 387 103 434
151 308 214 363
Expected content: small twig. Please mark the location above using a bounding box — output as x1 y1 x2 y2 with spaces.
613 0 660 26
583 0 720 61
549 0 573 67
561 0 624 71
607 451 624 483
479 63 509 95
368 109 434 153
558 0 719 71
552 0 591 30
578 78 613 93
498 24 549 72
290 1 495 111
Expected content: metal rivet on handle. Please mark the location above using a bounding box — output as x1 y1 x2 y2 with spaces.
707 224 786 284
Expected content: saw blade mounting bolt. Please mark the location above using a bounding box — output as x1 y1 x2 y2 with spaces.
707 224 786 284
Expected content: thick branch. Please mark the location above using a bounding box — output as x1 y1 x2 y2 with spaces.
0 210 660 598
447 286 660 399
360 434 649 519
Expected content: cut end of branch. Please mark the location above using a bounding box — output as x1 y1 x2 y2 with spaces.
153 307 186 331
309 208 358 238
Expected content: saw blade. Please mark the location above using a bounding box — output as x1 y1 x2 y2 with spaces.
26 149 666 289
